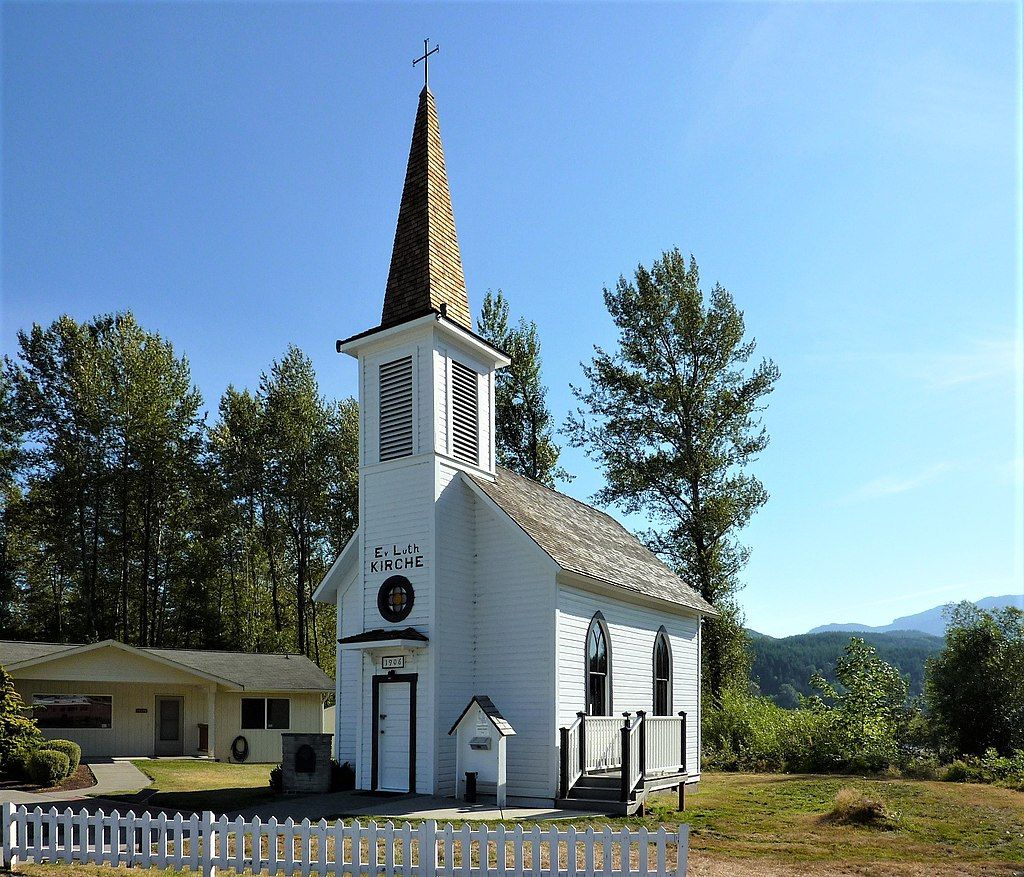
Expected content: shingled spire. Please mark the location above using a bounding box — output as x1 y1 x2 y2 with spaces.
381 86 472 331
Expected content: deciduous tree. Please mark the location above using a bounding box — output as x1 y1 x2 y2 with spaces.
925 603 1024 757
566 250 779 696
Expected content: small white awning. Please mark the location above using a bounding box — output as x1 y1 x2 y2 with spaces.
337 627 429 652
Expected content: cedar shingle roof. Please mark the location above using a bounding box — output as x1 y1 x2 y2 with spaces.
381 86 471 331
0 640 333 692
470 467 719 616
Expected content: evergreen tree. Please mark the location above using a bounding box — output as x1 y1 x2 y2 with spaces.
477 290 568 486
566 250 779 697
0 664 40 774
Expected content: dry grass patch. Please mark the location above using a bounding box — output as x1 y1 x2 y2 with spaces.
822 787 896 828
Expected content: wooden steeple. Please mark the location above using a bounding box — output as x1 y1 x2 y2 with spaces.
381 86 472 331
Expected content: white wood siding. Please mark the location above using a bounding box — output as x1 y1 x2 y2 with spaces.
358 457 436 793
556 585 701 777
335 570 361 768
432 467 477 796
472 497 558 800
433 347 448 455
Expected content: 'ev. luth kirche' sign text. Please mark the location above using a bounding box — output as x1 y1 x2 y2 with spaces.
370 542 424 574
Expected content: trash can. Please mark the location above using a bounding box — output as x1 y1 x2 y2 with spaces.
465 771 478 804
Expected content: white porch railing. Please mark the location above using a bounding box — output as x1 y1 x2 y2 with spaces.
644 716 686 775
581 716 621 772
621 716 642 802
559 712 689 803
0 804 689 877
559 714 584 795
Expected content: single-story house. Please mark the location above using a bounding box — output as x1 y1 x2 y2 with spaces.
0 639 334 762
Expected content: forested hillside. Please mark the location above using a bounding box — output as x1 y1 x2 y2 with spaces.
749 629 944 706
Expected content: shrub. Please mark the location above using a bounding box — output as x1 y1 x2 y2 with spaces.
28 749 70 786
40 739 81 773
331 759 355 791
824 787 894 828
702 688 845 774
269 764 282 794
900 754 942 780
941 748 1024 790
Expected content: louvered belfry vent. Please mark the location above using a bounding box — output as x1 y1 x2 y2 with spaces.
451 359 479 465
379 356 414 462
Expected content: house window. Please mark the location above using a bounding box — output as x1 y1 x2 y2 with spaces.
241 697 290 730
585 613 611 716
379 356 414 462
653 628 673 715
32 694 112 729
450 359 479 465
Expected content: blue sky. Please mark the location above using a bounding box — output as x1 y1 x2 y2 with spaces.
2 2 1020 637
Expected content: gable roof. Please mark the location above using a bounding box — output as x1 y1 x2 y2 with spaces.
448 695 516 737
468 467 719 616
381 86 471 332
0 640 334 692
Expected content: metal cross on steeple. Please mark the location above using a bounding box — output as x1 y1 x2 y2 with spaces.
413 38 440 88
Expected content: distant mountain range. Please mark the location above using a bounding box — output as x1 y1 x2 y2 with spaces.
807 594 1023 637
748 594 1022 707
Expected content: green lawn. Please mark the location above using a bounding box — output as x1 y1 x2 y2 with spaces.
643 772 1024 873
107 759 275 812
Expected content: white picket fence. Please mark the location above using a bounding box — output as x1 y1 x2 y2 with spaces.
0 804 689 877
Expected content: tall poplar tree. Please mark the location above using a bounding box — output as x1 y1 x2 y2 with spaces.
8 313 205 645
566 250 779 697
477 290 568 486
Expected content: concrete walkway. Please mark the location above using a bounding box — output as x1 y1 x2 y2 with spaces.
232 791 605 822
0 760 151 807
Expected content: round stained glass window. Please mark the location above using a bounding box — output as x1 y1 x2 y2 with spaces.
377 575 414 623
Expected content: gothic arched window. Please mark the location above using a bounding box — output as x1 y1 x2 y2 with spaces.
586 613 611 716
653 628 672 715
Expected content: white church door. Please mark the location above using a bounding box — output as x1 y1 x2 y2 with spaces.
374 675 415 792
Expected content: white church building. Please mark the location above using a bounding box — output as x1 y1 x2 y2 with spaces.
314 81 718 814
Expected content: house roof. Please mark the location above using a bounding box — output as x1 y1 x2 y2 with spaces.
0 640 334 692
380 86 471 332
469 467 719 617
448 695 516 737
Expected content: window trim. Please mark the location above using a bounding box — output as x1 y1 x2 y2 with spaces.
584 612 612 716
240 696 291 731
653 627 673 715
31 693 113 730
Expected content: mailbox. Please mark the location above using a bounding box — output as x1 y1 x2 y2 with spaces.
448 695 516 807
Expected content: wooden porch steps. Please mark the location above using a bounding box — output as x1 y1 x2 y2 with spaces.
556 769 691 817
